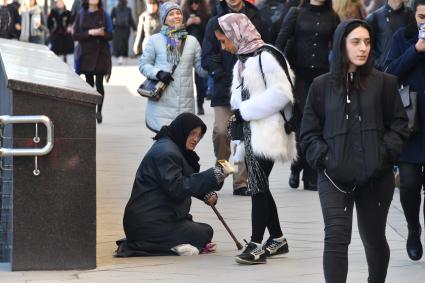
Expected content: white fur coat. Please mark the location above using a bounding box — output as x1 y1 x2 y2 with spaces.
230 51 297 163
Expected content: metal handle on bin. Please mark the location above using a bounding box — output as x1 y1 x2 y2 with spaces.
0 115 54 157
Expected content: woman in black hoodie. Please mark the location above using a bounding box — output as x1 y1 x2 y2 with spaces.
300 20 409 283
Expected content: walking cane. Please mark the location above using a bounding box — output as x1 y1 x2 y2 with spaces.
211 205 243 250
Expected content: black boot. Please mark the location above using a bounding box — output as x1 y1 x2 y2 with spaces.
406 226 422 261
288 172 299 189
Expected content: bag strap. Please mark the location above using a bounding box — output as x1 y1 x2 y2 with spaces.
170 38 187 75
258 46 294 123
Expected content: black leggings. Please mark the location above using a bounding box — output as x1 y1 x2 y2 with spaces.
85 74 105 113
318 170 394 283
251 158 283 243
398 162 425 231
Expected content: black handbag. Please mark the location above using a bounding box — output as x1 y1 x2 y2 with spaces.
138 39 186 100
399 85 420 134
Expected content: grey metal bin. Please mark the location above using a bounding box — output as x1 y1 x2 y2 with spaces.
0 39 101 271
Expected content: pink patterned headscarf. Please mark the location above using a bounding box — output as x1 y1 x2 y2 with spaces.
218 13 264 55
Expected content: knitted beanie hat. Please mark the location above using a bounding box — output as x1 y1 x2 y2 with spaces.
159 1 182 25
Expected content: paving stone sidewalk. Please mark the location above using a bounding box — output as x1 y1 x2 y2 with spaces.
0 60 424 282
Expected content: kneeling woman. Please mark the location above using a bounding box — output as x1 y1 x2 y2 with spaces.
214 14 297 264
116 113 230 256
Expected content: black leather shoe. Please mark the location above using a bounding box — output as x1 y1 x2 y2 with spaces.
233 187 250 196
407 226 422 261
289 173 299 189
197 106 204 115
303 181 317 191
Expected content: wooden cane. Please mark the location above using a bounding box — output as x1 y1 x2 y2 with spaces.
211 205 243 250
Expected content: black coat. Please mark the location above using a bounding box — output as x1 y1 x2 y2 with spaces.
111 5 136 57
300 20 409 187
275 4 340 73
47 8 74 55
0 4 20 39
122 138 221 253
366 3 414 70
73 9 112 74
201 1 269 107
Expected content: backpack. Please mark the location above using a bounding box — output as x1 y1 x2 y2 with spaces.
256 43 300 135
114 7 130 27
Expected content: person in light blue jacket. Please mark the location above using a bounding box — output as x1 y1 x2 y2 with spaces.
140 2 207 132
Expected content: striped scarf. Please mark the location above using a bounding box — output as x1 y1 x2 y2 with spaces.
160 25 188 66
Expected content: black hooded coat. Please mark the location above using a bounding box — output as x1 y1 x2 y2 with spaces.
118 113 222 256
300 20 409 187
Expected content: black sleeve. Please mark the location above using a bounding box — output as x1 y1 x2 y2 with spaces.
300 80 328 171
275 7 298 52
201 17 225 77
382 74 410 163
129 8 136 30
155 152 221 201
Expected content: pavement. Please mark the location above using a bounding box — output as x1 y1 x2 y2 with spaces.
0 58 424 282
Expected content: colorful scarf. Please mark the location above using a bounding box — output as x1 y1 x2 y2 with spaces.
160 25 188 66
217 13 264 55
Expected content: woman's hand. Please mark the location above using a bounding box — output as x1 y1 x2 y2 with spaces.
88 27 105 36
204 192 218 206
186 16 201 26
415 38 425 53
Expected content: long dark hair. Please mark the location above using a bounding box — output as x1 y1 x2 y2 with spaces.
334 20 373 90
302 0 333 10
82 0 103 10
413 0 425 11
181 0 210 23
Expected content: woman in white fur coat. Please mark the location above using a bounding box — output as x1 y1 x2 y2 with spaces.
214 13 297 265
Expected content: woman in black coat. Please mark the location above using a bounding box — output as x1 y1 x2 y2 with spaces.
47 0 74 62
116 113 230 257
275 0 340 191
73 0 112 124
300 20 409 283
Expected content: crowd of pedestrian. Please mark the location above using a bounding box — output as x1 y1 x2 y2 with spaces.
1 0 424 282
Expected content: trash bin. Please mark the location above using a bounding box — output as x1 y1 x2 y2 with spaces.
0 39 101 271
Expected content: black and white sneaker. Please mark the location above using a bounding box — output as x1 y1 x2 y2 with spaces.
235 241 266 264
263 237 289 257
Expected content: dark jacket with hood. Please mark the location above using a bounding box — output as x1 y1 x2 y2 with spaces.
300 20 409 186
366 3 414 70
201 0 269 107
385 22 425 163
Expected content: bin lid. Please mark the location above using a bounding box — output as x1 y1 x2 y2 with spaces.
0 39 102 105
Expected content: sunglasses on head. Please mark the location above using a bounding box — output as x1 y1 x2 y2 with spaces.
190 0 200 4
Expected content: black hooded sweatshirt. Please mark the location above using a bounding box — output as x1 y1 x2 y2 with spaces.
300 20 409 187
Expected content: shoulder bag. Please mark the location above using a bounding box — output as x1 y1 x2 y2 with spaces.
138 38 186 101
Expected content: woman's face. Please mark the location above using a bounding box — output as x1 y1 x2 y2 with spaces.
190 0 200 11
56 0 64 9
415 5 425 28
214 30 238 54
165 9 183 26
186 126 203 151
147 1 158 14
345 26 371 72
310 0 327 6
89 0 99 6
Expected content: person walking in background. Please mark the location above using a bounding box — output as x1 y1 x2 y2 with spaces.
366 0 415 70
111 0 136 65
181 0 211 115
384 0 425 262
0 0 20 39
133 0 161 56
301 20 409 282
214 13 297 264
19 0 46 44
73 0 112 124
275 0 340 191
202 0 268 196
139 2 207 132
47 0 74 62
115 113 230 257
333 0 367 21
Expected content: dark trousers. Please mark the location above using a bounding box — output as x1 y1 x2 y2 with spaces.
399 162 425 231
318 170 394 283
195 74 207 108
85 74 105 114
291 72 317 186
251 158 283 243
